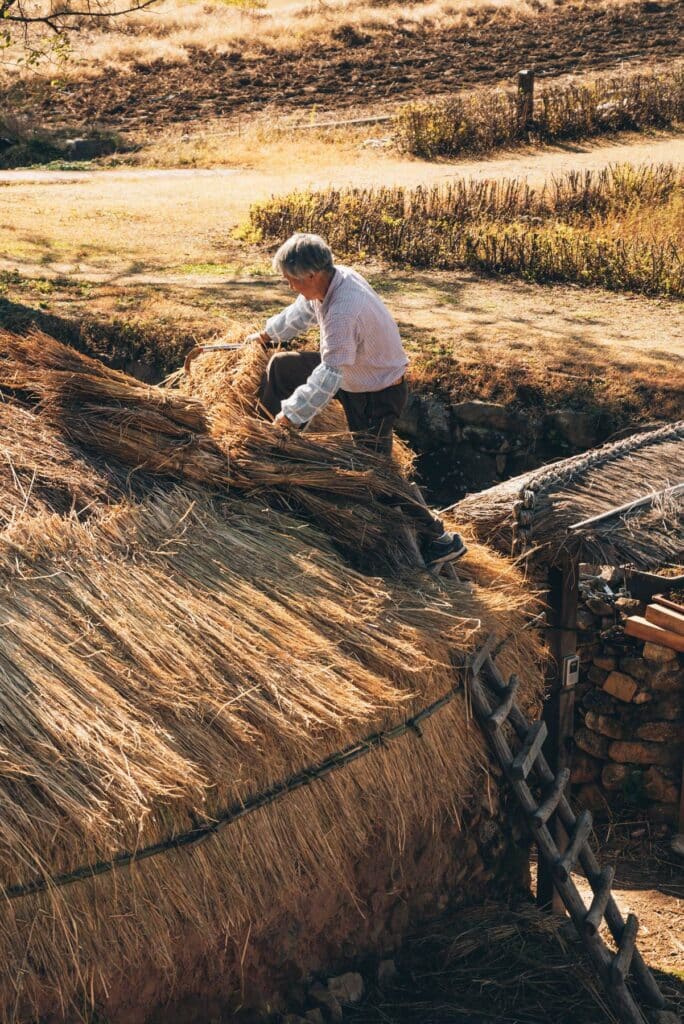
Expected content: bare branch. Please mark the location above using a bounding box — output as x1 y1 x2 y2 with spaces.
2 0 160 27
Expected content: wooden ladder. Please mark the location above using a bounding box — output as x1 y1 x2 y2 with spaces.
467 635 668 1024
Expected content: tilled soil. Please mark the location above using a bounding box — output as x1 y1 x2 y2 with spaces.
7 0 684 131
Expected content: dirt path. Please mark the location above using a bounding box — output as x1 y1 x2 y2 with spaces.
1 133 682 275
6 0 684 129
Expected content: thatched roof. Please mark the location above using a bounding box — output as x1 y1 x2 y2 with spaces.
451 422 684 571
0 330 546 1021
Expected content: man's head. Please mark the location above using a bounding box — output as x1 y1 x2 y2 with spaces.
272 233 335 301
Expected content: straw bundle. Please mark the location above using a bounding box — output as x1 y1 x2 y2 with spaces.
0 330 425 566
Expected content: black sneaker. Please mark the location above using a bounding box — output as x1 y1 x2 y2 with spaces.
425 531 468 569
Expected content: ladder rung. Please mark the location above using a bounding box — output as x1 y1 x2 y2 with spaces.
532 768 570 828
488 674 520 731
555 809 593 882
584 866 615 936
471 634 497 678
611 914 639 983
510 720 547 780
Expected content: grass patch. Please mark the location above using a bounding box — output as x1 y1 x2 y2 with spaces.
395 64 684 159
247 163 684 297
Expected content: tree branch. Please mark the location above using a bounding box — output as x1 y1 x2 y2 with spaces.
2 0 159 25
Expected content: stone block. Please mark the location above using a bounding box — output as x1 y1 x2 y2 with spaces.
579 641 602 661
601 763 637 791
328 973 364 1005
575 726 610 759
452 400 525 433
545 408 599 449
588 665 609 685
643 642 678 664
614 596 643 617
309 984 343 1022
462 425 506 453
571 751 602 784
377 960 397 986
618 656 651 682
608 740 680 767
305 1011 325 1024
582 688 616 712
577 607 598 632
424 398 451 444
593 655 617 671
641 695 684 721
636 720 684 743
650 667 684 694
586 597 614 616
642 766 679 804
397 393 421 439
633 689 653 705
585 711 627 740
603 671 638 703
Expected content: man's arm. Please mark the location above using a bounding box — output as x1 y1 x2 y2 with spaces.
278 363 343 427
264 293 317 344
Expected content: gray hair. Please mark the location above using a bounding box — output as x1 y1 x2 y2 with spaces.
272 233 334 279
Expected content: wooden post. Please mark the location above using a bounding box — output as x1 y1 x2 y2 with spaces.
538 551 579 912
517 69 535 132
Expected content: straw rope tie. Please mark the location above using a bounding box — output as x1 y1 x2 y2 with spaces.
1 673 470 903
0 612 542 906
511 421 684 554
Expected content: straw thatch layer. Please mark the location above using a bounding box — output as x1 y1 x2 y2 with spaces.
0 330 546 1021
452 422 684 569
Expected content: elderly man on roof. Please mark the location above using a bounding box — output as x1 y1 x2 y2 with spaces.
250 232 467 569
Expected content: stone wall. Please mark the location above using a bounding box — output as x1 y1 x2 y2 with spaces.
572 569 684 831
397 394 648 503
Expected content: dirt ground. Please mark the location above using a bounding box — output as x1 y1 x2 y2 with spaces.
6 0 684 130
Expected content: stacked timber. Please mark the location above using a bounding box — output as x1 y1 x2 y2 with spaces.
573 569 684 829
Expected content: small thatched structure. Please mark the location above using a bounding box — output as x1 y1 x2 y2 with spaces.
0 330 545 1023
451 422 684 572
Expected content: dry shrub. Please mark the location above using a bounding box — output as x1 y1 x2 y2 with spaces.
248 163 684 297
395 64 684 158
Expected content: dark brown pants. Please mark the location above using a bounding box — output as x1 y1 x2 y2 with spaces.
259 351 444 541
260 351 408 456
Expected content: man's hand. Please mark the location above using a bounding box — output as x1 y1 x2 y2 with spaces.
245 330 273 348
274 412 295 430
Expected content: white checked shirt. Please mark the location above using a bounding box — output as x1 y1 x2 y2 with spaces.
265 265 408 426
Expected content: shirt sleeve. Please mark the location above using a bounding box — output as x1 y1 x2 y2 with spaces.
279 362 342 426
265 294 316 343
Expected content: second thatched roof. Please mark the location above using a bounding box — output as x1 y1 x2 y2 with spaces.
452 422 684 570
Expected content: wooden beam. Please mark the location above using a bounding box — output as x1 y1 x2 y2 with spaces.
569 481 684 531
517 69 535 130
538 551 579 912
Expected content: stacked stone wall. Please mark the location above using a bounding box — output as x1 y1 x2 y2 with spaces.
572 569 683 830
396 394 661 503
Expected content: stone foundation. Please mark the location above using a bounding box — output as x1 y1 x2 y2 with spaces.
572 568 684 829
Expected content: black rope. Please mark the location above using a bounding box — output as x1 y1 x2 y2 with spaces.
2 617 542 904
2 672 469 903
